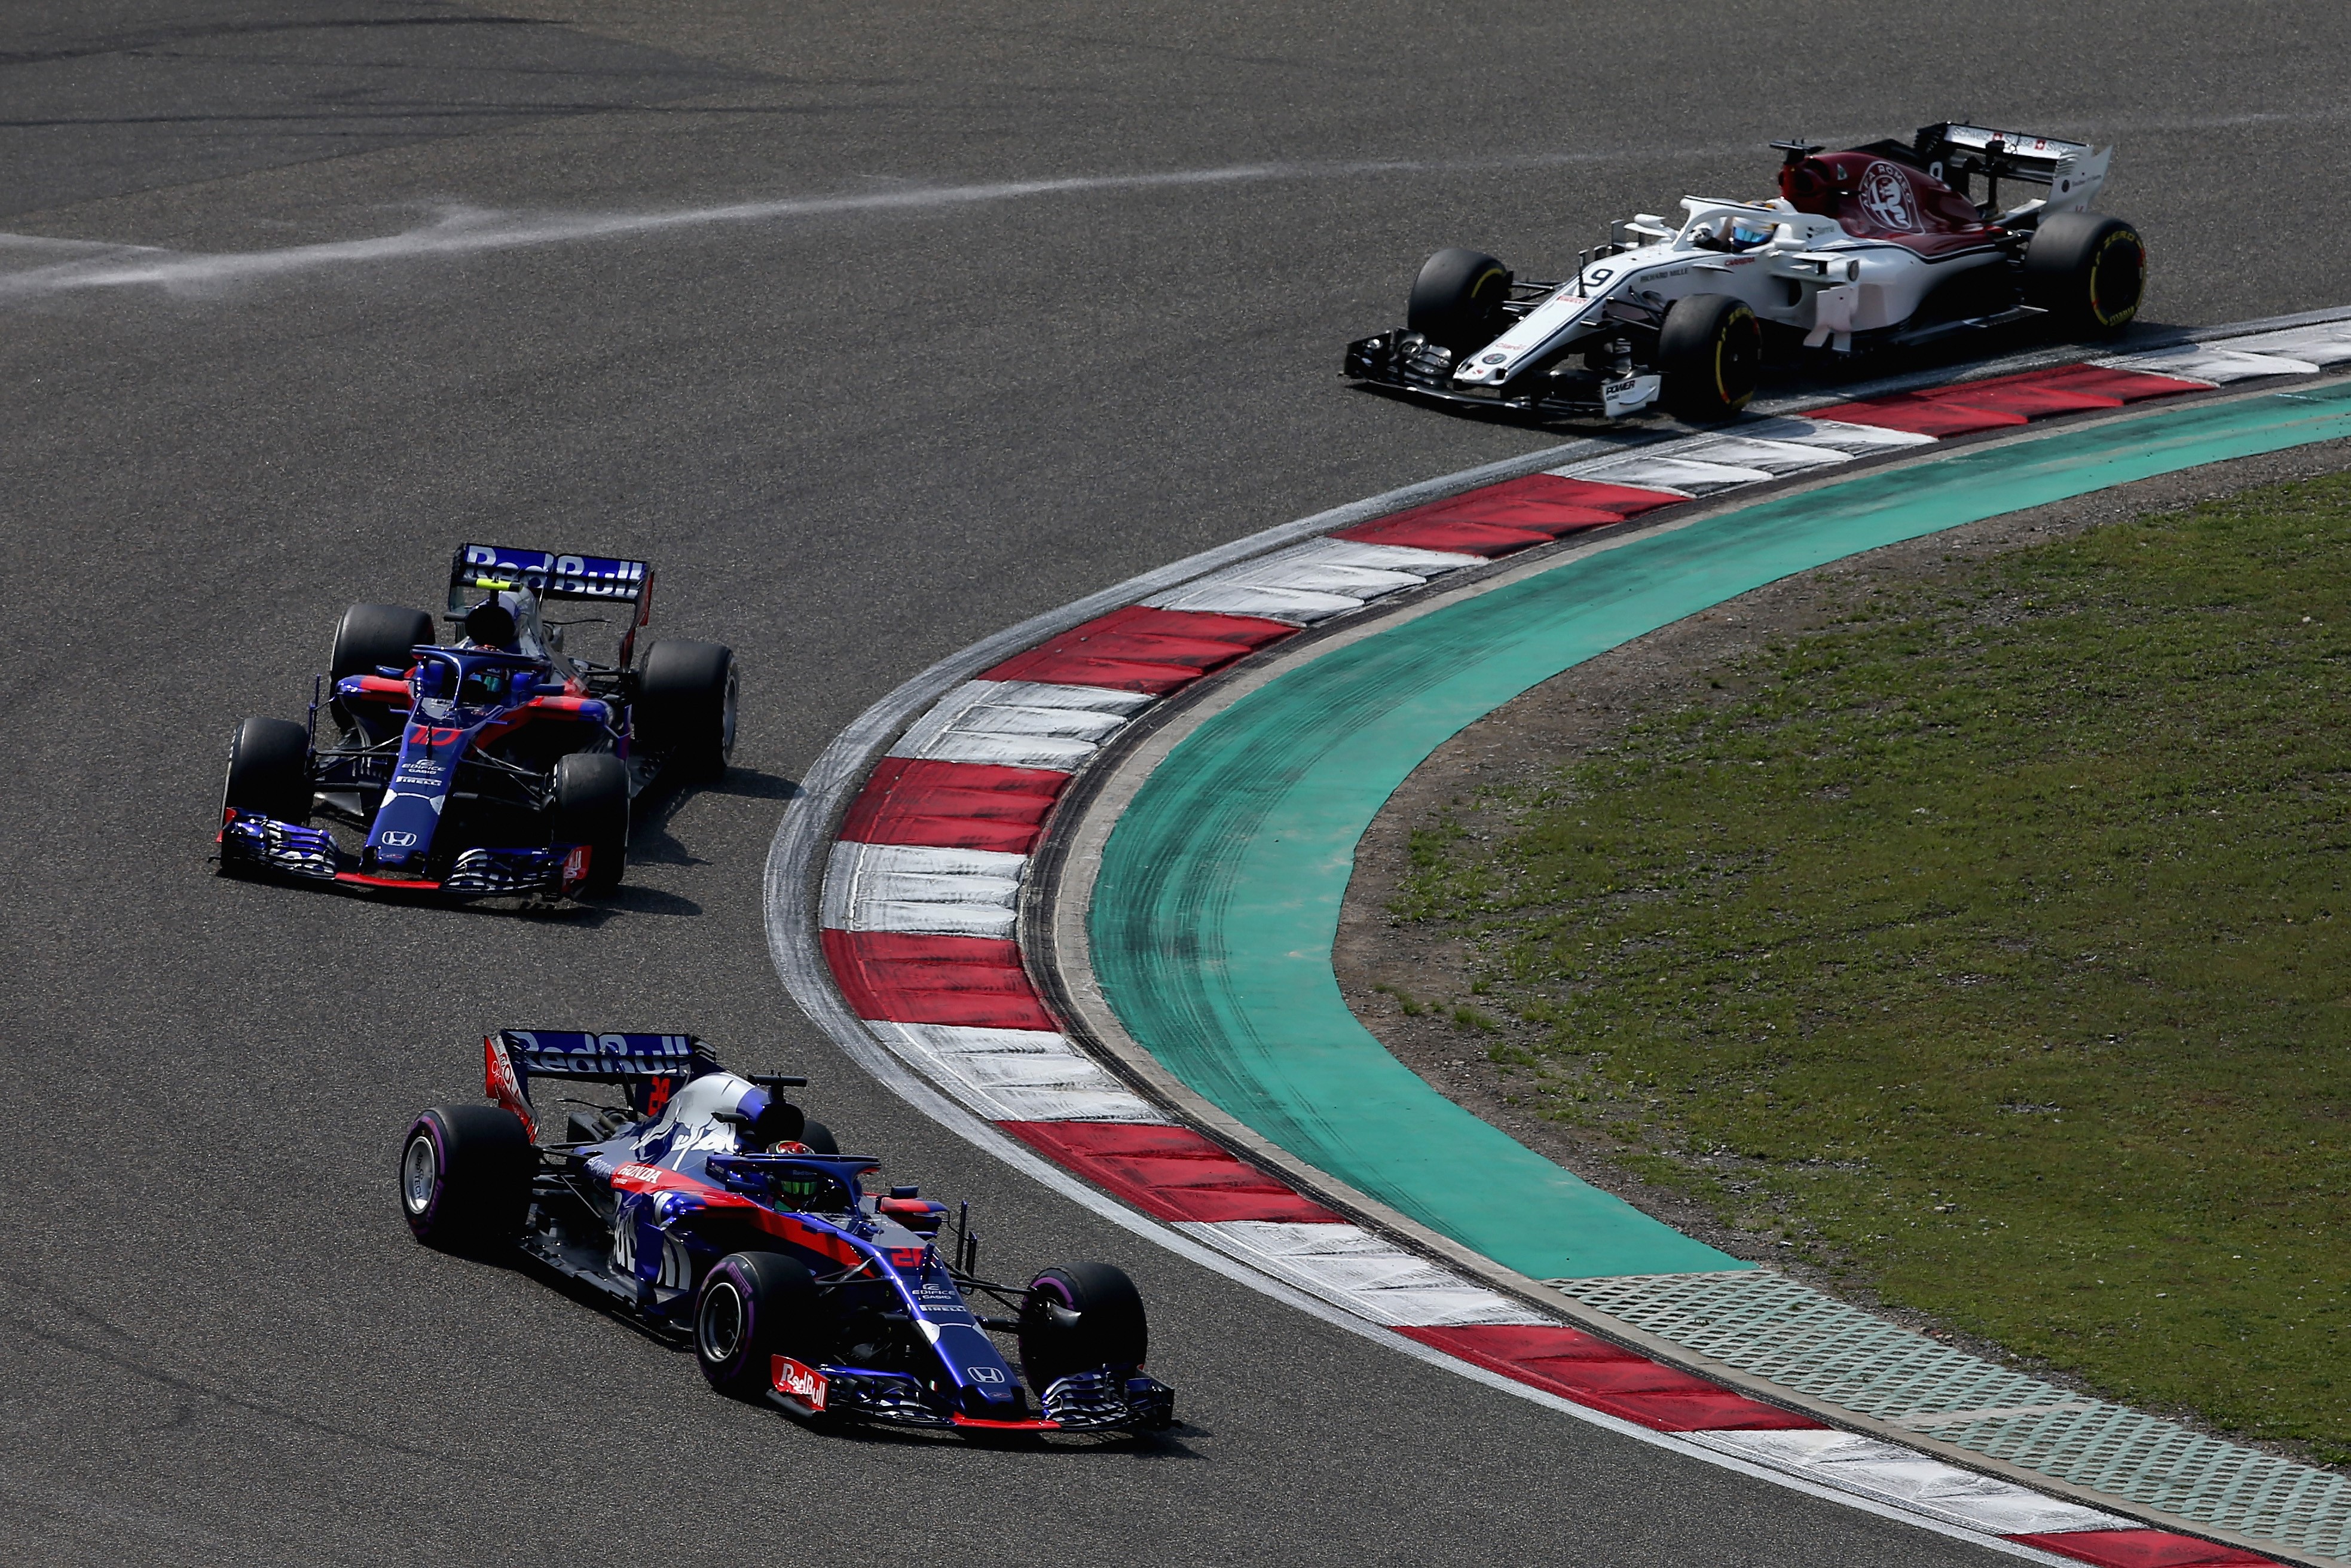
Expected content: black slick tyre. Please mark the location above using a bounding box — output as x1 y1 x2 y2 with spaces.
1016 1261 1148 1395
399 1105 532 1252
2024 212 2146 335
694 1251 822 1399
222 717 311 826
551 752 629 892
635 640 738 784
1407 247 1513 356
1657 294 1762 421
796 1119 839 1156
329 604 433 726
331 603 433 683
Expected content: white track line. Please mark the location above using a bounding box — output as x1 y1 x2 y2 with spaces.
0 143 1841 302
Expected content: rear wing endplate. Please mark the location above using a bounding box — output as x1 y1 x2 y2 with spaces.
485 1029 719 1135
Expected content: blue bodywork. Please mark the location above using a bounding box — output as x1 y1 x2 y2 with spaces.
220 545 656 899
476 1030 1175 1433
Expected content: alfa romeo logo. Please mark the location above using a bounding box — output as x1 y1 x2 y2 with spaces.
1858 161 1919 232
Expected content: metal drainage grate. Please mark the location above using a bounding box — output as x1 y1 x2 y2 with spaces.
1555 1270 2351 1563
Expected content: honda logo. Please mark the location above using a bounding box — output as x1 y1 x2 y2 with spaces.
967 1365 1007 1384
381 831 419 847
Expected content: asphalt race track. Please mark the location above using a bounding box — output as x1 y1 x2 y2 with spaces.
6 4 2349 1563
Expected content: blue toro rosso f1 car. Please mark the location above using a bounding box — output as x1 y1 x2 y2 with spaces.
218 543 736 900
400 1031 1176 1435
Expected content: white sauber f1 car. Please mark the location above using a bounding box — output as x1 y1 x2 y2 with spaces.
1345 123 2146 422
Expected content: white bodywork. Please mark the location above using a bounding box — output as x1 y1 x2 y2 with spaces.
1447 129 2111 415
631 1070 759 1159
1936 125 2112 215
1447 198 1959 396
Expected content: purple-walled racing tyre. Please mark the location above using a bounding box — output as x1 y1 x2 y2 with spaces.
1016 1261 1148 1395
694 1251 822 1399
399 1105 531 1252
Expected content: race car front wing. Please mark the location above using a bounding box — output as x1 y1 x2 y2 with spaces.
768 1356 1175 1433
218 809 587 898
1345 329 1646 417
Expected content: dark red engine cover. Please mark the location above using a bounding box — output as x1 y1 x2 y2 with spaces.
1780 151 2001 258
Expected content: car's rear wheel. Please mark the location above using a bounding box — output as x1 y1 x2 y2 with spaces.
1407 247 1513 356
635 639 738 784
221 717 311 829
331 603 435 681
2024 212 2146 335
1016 1261 1149 1395
796 1119 839 1156
399 1105 532 1252
1657 294 1762 421
695 1251 824 1399
329 603 434 727
551 751 629 893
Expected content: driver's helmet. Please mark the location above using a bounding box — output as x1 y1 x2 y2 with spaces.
1726 219 1773 250
745 1095 807 1150
460 595 518 650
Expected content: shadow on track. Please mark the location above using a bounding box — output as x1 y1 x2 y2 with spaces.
459 1251 1207 1460
1344 316 2205 435
207 765 800 925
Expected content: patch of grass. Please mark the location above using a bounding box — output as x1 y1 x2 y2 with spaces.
1373 981 1429 1017
1396 473 2351 1463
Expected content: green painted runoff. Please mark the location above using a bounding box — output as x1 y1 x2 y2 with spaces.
1090 383 2351 1281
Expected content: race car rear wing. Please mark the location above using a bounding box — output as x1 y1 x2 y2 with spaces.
1870 123 2112 215
485 1029 719 1133
449 543 657 665
1929 124 2090 177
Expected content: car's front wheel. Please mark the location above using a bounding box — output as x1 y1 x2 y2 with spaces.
221 717 311 831
1657 294 1762 422
695 1251 824 1399
1016 1261 1149 1396
551 751 629 893
399 1105 532 1253
2024 212 2146 335
1407 247 1513 356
